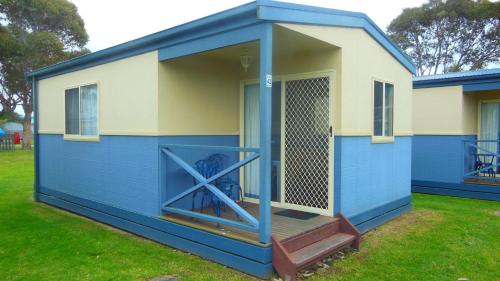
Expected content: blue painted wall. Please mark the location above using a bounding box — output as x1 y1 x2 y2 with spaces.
39 134 238 216
39 134 160 215
40 134 411 225
412 135 476 184
335 136 412 218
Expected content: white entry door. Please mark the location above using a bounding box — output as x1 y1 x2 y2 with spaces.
281 75 333 215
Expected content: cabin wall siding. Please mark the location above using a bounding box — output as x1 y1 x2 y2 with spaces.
336 136 411 218
39 134 160 215
412 135 476 184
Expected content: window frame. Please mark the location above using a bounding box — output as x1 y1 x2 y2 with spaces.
372 78 395 143
63 82 100 142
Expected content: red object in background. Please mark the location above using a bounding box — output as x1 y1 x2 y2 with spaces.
13 132 20 144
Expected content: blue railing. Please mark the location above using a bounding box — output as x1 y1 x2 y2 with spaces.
160 144 260 233
464 140 500 181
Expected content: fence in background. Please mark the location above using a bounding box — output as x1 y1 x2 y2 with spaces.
0 134 15 151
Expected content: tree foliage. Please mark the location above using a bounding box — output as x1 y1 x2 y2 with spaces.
388 0 500 76
0 0 89 148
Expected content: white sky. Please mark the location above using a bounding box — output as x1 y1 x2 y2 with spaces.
70 0 428 52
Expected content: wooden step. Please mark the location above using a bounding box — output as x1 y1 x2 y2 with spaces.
282 219 340 253
290 233 356 267
272 213 361 280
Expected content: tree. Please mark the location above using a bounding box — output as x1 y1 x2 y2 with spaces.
0 0 89 149
387 0 500 76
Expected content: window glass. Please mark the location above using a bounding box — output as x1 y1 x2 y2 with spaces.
384 83 394 136
65 88 80 135
80 84 98 136
373 81 384 136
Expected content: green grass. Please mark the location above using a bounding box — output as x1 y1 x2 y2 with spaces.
0 150 499 281
0 151 252 281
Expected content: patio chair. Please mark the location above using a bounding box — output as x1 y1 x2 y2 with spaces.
473 154 496 178
191 154 243 218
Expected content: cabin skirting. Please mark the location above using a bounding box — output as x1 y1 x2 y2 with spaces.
412 180 500 201
349 195 412 233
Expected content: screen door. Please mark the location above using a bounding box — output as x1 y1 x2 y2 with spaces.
281 76 332 215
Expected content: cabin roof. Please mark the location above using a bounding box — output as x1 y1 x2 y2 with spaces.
26 0 415 80
413 68 500 92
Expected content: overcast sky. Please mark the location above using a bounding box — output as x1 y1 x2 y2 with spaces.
70 0 428 52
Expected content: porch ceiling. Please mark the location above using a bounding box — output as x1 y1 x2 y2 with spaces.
178 25 337 66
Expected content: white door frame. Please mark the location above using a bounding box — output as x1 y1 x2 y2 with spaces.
239 70 335 216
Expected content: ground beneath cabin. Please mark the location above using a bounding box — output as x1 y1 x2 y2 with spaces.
0 150 498 281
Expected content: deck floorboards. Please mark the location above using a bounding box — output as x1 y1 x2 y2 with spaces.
161 202 335 246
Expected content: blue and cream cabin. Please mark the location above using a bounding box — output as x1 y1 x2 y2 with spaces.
27 1 414 278
412 69 500 201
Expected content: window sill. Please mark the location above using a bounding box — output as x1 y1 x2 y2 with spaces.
371 136 394 144
63 135 100 142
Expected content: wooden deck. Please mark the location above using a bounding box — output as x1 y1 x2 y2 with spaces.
161 202 335 246
464 178 500 186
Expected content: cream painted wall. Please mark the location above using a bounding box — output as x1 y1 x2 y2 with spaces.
158 56 240 135
412 86 464 135
38 51 159 135
277 23 413 137
413 88 500 136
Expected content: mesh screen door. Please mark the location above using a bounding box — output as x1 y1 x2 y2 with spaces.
282 76 331 214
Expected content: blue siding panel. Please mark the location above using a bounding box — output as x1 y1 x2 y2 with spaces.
337 136 412 219
333 137 342 215
412 135 476 184
39 135 160 215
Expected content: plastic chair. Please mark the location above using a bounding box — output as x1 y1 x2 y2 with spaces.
191 154 244 218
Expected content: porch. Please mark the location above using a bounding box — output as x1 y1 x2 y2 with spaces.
161 201 336 246
154 19 362 279
157 23 341 246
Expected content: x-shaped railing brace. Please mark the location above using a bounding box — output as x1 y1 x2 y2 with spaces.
161 147 260 231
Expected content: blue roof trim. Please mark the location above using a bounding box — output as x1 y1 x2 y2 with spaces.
159 23 263 61
413 68 500 91
27 0 416 79
256 0 416 74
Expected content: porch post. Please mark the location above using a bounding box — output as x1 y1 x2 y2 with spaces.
258 23 272 244
32 76 40 202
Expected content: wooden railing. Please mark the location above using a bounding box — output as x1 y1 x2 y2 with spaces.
160 144 260 233
464 140 500 182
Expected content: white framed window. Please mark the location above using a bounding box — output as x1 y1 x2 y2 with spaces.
373 80 394 141
64 83 99 141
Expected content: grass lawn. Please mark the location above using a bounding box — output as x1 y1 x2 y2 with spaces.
0 150 499 281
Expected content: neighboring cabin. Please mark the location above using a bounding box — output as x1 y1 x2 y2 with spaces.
412 68 500 201
27 1 414 279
